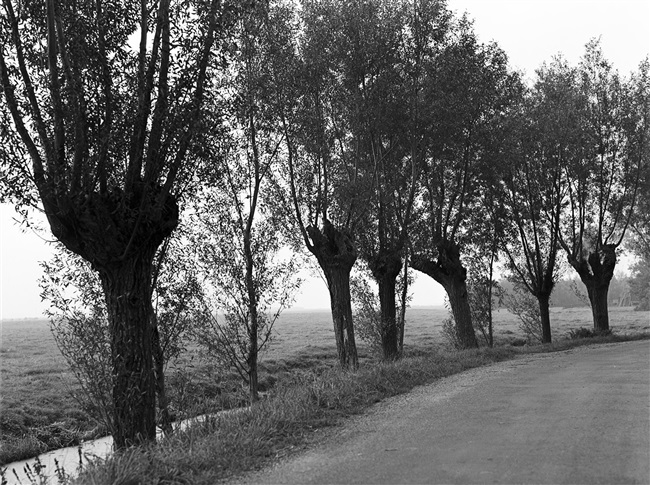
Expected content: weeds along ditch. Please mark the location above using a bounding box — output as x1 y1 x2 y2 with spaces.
1 307 649 475
6 335 650 485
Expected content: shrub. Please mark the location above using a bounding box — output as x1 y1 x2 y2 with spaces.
71 346 518 484
40 240 200 437
569 327 613 339
441 314 462 349
502 285 543 344
350 263 412 355
350 275 383 352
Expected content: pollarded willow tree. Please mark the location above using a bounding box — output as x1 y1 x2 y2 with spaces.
331 0 448 360
270 0 369 368
558 41 649 332
500 58 578 344
410 15 521 349
330 0 411 361
40 229 202 437
0 0 235 448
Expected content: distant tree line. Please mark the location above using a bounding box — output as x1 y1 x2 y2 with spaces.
498 275 638 309
1 0 647 449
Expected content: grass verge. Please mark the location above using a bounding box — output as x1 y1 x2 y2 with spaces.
68 335 634 485
5 332 648 484
68 347 519 484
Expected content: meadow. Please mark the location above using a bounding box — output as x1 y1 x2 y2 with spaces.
1 305 649 467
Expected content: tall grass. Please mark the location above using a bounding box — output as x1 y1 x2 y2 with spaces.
72 332 650 485
2 308 648 471
72 346 519 484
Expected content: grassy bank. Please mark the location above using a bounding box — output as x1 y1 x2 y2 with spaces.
0 308 650 465
71 333 648 485
1 308 648 470
72 346 518 484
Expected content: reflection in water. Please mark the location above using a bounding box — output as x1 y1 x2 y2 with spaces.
2 414 224 485
3 435 112 485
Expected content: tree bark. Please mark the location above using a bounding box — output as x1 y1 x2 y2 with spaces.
378 270 399 359
307 220 359 369
585 282 611 332
445 276 477 349
411 240 478 349
44 187 178 449
368 254 402 360
98 247 158 449
538 293 552 344
568 245 616 333
323 265 358 369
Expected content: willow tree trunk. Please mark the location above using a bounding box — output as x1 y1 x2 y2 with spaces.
585 282 611 332
444 275 477 349
411 241 478 349
378 271 399 359
307 220 358 369
569 245 616 333
323 265 358 369
538 293 552 344
45 187 179 449
369 254 402 360
98 246 158 449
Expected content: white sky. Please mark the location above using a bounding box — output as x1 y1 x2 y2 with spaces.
1 0 648 319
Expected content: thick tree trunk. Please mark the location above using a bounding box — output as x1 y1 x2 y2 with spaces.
568 245 616 333
538 293 552 344
44 186 179 449
411 240 478 349
368 254 402 360
307 220 359 369
585 282 611 332
98 247 158 449
324 265 358 369
445 276 477 349
378 271 399 359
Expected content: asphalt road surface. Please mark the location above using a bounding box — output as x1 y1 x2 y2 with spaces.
238 340 650 484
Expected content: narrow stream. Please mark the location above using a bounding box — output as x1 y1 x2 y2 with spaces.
3 435 113 485
2 413 229 484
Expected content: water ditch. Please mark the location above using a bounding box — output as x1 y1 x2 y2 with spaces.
2 412 239 485
3 434 113 484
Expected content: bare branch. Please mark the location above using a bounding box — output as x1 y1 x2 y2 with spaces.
95 0 113 194
54 13 87 193
46 0 67 182
3 0 51 159
0 53 46 186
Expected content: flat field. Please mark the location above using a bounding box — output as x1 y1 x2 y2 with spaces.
1 306 648 465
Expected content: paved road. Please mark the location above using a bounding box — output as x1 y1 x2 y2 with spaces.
238 340 650 484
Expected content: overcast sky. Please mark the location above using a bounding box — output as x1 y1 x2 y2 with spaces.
1 0 648 319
